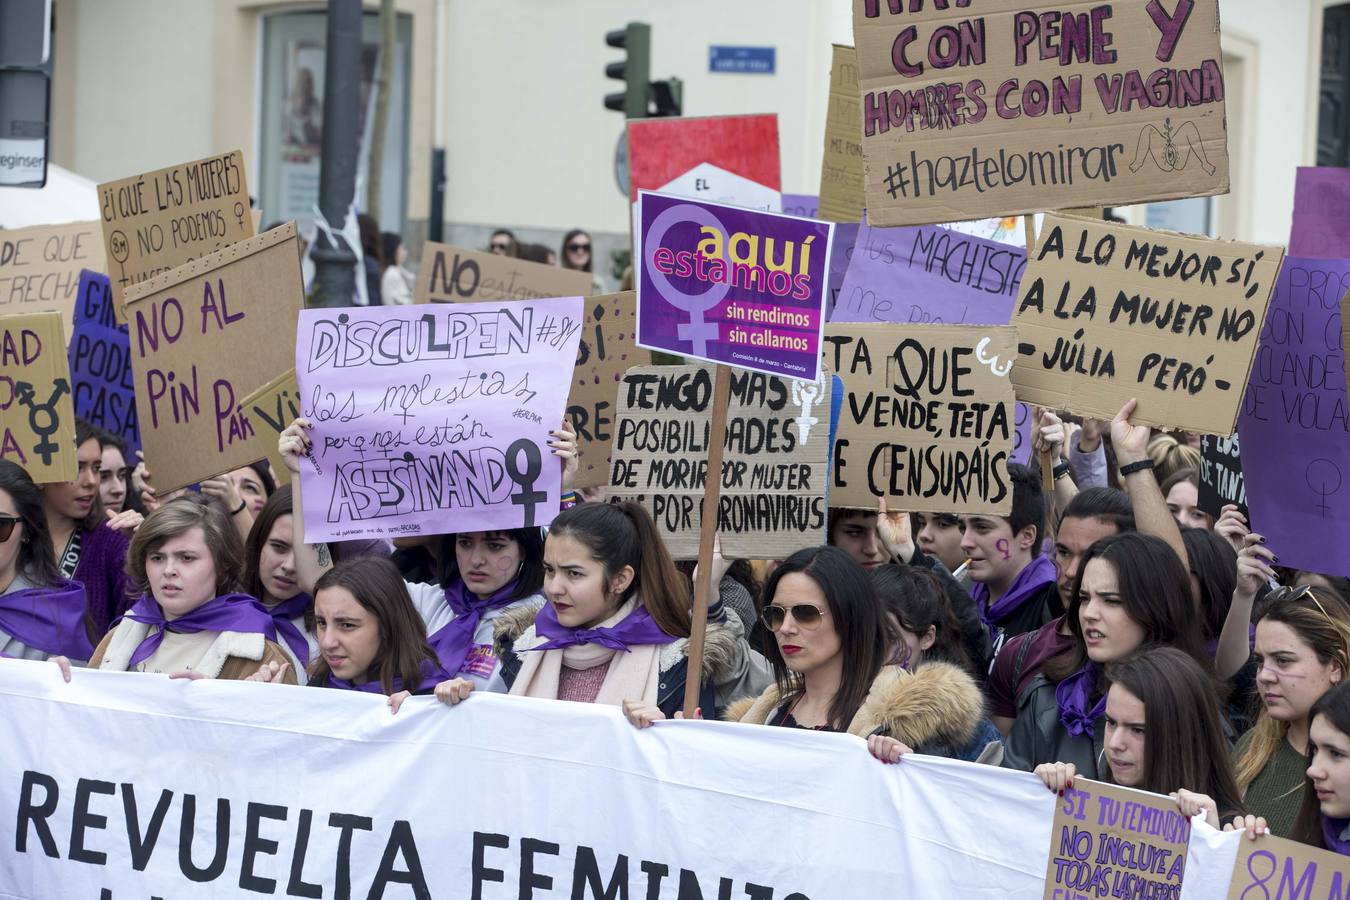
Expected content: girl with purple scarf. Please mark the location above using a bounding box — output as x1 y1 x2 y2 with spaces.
1293 682 1350 855
1004 533 1211 778
89 496 295 682
0 461 97 663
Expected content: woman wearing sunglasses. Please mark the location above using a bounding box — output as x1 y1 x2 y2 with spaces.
0 461 97 662
1227 554 1350 837
705 546 1002 764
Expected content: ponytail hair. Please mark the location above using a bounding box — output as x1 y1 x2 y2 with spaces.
546 502 692 638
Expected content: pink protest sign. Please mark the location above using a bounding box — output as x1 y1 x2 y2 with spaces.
294 300 584 542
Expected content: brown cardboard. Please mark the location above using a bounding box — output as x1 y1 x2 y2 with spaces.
819 44 866 223
0 221 106 336
1010 213 1283 435
566 292 654 489
824 322 1016 514
413 243 593 304
124 223 304 493
0 312 78 483
609 363 830 559
239 369 301 487
1226 831 1349 899
852 0 1230 226
98 150 255 319
1042 779 1189 900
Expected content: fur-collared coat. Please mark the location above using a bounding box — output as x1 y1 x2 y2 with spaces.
89 620 298 683
491 601 772 718
725 661 1004 765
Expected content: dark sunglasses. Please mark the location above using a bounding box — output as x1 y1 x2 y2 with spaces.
760 603 829 631
566 242 591 252
0 515 21 542
490 241 511 251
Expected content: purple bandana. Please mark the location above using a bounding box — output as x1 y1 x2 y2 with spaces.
0 581 93 659
529 602 677 652
1055 662 1107 738
267 593 313 667
326 658 450 695
973 554 1058 628
1324 817 1350 855
123 593 278 667
427 579 520 678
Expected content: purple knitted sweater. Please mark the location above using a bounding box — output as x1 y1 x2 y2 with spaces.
73 525 133 637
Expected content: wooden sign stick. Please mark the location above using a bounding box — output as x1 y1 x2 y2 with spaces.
683 363 732 719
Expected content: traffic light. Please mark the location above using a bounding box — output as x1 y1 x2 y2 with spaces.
604 22 651 119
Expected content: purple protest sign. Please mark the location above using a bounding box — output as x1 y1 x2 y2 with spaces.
831 222 1026 327
781 194 819 218
826 222 859 320
67 269 140 453
637 192 833 381
1290 167 1350 259
294 299 584 542
1238 258 1350 576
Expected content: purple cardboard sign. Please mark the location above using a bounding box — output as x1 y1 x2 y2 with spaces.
294 299 585 542
636 192 833 381
1238 258 1350 576
831 222 1026 327
68 269 140 453
1290 167 1350 259
826 222 860 319
782 193 819 218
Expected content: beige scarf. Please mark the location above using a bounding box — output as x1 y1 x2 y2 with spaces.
510 598 663 706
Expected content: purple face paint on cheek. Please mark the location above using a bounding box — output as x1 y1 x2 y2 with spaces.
996 539 1010 561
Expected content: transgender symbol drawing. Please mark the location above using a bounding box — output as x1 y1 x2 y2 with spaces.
790 370 830 443
1306 459 1342 518
1129 117 1216 177
644 202 730 357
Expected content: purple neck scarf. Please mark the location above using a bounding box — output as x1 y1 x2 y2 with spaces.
529 602 677 652
1055 662 1107 738
326 658 449 695
427 579 520 677
1324 817 1350 855
267 593 312 667
123 593 278 667
0 580 93 659
973 554 1058 628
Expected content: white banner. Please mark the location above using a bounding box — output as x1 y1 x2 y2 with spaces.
0 661 1245 898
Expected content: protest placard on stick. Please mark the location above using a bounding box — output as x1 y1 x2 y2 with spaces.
98 150 255 320
0 312 77 483
1197 434 1245 518
1225 831 1348 899
294 299 584 542
68 270 139 453
608 364 831 559
124 223 304 493
1042 779 1189 900
819 45 865 223
1290 166 1350 259
627 114 782 206
824 323 1017 515
852 0 1229 227
239 369 301 487
1011 213 1283 435
0 221 106 335
413 243 593 305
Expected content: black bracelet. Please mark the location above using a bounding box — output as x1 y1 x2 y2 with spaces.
1118 459 1155 478
1052 460 1072 481
231 499 247 516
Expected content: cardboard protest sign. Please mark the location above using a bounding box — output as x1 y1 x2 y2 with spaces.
1042 779 1189 900
294 299 584 542
609 364 830 559
826 222 861 319
637 193 833 382
1011 214 1284 435
1237 258 1350 576
627 114 781 204
124 224 304 493
565 292 653 489
852 0 1229 226
1225 832 1349 899
0 220 106 334
1197 433 1245 518
239 369 301 487
98 150 255 319
824 323 1017 514
68 270 139 453
819 44 866 223
0 312 77 482
1290 166 1350 259
833 222 1027 326
413 243 592 305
